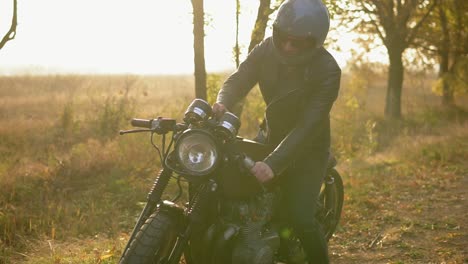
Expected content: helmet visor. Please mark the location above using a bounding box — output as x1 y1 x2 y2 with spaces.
273 26 316 52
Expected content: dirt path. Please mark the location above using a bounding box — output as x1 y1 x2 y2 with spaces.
329 146 467 263
15 131 468 264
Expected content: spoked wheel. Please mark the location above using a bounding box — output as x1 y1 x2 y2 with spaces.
120 210 180 264
316 168 344 240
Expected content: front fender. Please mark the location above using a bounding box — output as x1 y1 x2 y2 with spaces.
157 200 185 223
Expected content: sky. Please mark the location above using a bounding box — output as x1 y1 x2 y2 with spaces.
0 0 387 75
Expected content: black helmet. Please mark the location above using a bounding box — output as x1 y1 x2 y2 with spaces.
272 0 330 65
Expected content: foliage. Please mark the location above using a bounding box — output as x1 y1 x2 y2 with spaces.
0 75 189 262
332 61 380 157
332 128 467 263
329 0 435 48
414 0 468 105
328 0 437 118
96 94 135 140
0 74 466 263
248 0 284 52
432 56 468 96
206 73 225 105
59 102 76 138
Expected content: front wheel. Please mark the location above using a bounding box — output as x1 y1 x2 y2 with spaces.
120 211 180 264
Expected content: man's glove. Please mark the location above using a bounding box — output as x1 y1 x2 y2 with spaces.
212 103 227 119
250 161 274 183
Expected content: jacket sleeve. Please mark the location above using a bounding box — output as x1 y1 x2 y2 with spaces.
263 59 341 175
216 42 265 110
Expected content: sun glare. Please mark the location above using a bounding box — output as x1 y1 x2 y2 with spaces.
0 0 387 75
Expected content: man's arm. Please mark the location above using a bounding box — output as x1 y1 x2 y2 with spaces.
263 60 341 176
216 42 266 111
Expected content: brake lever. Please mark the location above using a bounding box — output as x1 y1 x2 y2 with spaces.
119 129 152 135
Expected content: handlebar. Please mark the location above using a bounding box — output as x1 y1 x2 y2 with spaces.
131 118 152 129
242 156 256 170
127 117 180 135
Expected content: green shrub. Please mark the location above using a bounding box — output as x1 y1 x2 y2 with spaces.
96 95 135 140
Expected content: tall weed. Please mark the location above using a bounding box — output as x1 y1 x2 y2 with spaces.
0 73 466 263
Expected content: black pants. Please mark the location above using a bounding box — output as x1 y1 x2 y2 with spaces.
279 150 330 264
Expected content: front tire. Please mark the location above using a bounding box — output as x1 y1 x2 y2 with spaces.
120 211 179 264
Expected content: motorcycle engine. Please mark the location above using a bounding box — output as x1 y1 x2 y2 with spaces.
231 224 278 264
222 192 281 264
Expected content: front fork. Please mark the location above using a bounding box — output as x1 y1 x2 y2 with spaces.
167 180 218 264
120 168 173 261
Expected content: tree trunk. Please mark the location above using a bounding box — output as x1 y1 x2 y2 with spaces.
440 62 453 106
438 3 454 106
192 0 207 100
234 0 240 67
384 48 404 119
248 0 272 52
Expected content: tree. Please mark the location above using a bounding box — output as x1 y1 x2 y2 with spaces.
331 0 436 119
0 0 17 50
415 0 467 106
229 0 283 117
248 0 283 53
191 0 207 100
234 0 241 67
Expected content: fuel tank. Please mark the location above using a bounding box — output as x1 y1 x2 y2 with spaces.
219 137 273 199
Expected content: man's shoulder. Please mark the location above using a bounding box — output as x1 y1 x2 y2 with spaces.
241 37 273 65
250 37 274 56
303 47 341 84
313 47 341 73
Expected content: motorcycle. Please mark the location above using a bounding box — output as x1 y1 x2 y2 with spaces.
119 99 343 264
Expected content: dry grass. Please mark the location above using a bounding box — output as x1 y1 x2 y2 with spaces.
0 71 466 263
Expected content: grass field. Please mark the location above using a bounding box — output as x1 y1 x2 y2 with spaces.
0 71 466 263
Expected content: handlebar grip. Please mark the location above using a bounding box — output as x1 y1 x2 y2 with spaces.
242 156 256 170
131 118 152 128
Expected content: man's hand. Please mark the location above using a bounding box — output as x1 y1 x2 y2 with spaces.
212 103 227 119
250 161 274 183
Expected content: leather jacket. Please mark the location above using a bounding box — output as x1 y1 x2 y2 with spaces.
216 37 341 175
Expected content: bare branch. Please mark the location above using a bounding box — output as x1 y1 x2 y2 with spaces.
397 0 402 14
370 19 387 45
406 0 437 46
368 0 393 30
360 2 387 45
418 45 439 53
361 2 377 15
0 0 17 50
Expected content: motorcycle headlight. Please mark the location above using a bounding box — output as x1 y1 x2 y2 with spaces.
176 131 219 175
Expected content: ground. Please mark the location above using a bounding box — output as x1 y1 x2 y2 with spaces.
329 130 467 264
1 75 466 264
17 126 468 264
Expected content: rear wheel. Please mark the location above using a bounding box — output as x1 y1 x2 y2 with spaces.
120 211 179 264
316 168 344 240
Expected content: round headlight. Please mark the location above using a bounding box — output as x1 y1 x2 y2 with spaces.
176 131 218 175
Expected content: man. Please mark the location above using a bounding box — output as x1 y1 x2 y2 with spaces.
213 0 340 263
